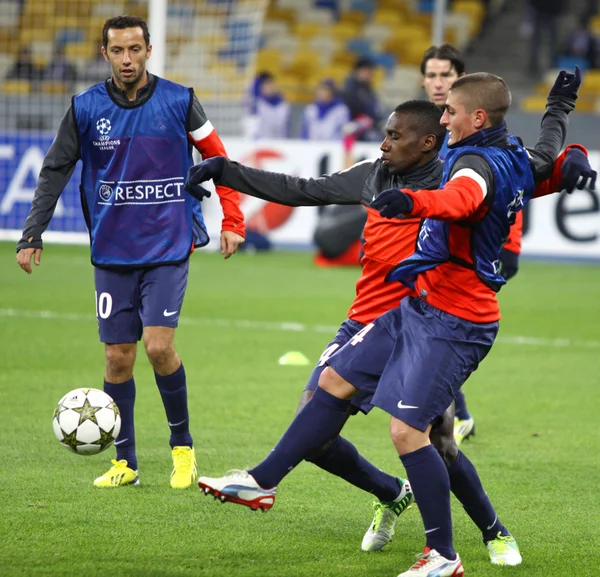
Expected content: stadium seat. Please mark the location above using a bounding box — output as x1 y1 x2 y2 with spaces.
40 81 69 94
555 56 589 72
330 22 361 43
255 48 283 75
0 0 20 28
1 79 32 95
346 37 373 58
373 10 406 27
339 10 368 26
294 22 325 40
297 7 335 24
372 52 397 74
451 1 484 36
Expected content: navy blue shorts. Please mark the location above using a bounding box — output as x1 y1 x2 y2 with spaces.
94 260 189 344
305 318 376 414
328 297 498 431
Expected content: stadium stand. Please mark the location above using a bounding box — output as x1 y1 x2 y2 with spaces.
0 0 486 107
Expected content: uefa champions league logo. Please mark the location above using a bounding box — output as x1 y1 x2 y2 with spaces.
96 118 112 136
99 184 113 201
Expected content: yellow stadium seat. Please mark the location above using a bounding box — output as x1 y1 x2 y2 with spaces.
373 10 406 27
521 95 549 112
40 81 69 94
19 28 53 45
294 22 324 40
286 49 322 79
329 22 361 43
339 10 368 26
383 27 429 58
64 42 95 60
452 1 485 36
318 65 351 85
1 79 32 95
255 48 283 75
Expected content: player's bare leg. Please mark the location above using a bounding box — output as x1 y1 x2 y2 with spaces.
144 326 196 488
94 343 139 487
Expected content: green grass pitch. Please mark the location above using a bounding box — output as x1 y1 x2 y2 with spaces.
1 241 598 576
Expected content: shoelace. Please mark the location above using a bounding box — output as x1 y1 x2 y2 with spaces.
226 469 251 479
173 449 194 471
111 459 128 470
410 551 433 569
488 533 514 554
371 502 395 533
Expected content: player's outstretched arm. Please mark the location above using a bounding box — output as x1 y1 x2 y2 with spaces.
528 67 581 183
16 104 81 273
186 156 376 207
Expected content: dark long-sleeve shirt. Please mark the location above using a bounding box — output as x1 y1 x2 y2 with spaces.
18 74 244 252
210 94 574 323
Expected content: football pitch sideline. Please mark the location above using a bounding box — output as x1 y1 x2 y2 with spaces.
1 241 598 577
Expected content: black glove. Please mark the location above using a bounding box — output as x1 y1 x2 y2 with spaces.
370 188 414 218
184 156 226 200
561 147 597 193
548 66 581 102
499 248 519 281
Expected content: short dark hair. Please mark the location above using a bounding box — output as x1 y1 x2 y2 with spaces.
354 57 375 70
450 72 512 125
420 44 466 76
393 100 447 151
102 15 150 49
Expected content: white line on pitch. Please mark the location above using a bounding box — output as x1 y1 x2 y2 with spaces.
0 308 598 349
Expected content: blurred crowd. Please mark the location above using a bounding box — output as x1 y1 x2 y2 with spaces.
245 56 385 142
525 0 600 78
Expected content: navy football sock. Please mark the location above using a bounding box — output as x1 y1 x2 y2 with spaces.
309 436 401 502
448 451 509 542
454 390 471 421
401 445 455 560
155 363 193 448
250 387 352 489
104 378 137 471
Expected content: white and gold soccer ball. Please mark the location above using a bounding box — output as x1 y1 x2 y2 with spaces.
53 388 121 455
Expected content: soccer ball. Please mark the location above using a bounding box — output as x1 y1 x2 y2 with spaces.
53 388 121 455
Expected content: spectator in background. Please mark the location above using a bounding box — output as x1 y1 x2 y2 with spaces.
300 79 350 141
342 57 383 142
43 43 78 89
7 46 41 84
245 71 290 140
528 0 566 78
564 14 598 69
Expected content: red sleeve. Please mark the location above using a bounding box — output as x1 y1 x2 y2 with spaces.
402 176 485 221
504 210 523 254
189 129 246 237
533 144 588 199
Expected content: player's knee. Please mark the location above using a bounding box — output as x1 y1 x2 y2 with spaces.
390 419 427 455
432 433 458 468
318 367 356 400
105 344 136 380
144 339 173 368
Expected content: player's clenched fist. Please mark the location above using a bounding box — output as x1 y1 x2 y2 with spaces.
185 157 226 200
16 247 42 274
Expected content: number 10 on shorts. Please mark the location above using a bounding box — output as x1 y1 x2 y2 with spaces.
95 291 113 319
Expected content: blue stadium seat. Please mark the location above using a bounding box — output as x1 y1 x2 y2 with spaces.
349 0 376 16
372 52 397 74
417 0 436 12
555 56 589 72
346 37 372 58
